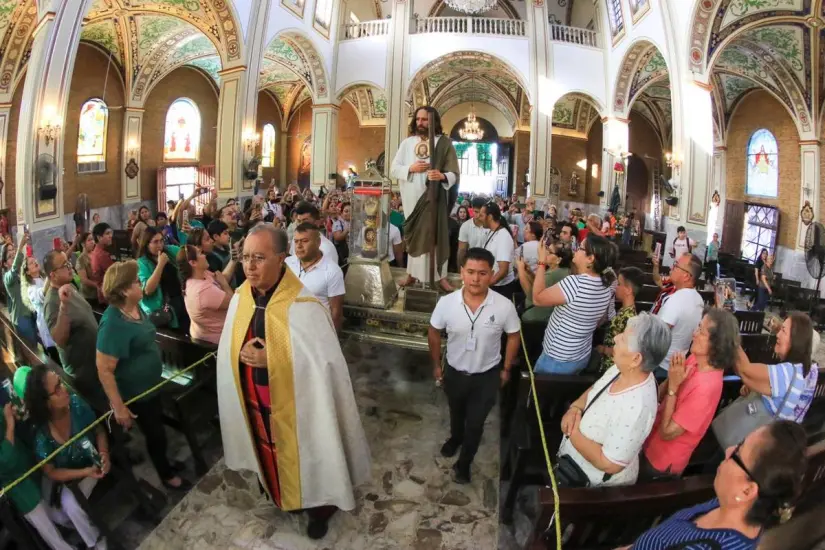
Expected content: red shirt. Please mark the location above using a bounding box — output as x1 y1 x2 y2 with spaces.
643 356 724 475
90 245 113 286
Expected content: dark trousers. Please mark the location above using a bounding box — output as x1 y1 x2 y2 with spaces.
705 260 718 285
493 279 520 302
130 395 174 481
444 364 498 469
752 286 770 311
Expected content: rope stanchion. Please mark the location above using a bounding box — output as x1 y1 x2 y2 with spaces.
517 322 562 549
0 351 216 498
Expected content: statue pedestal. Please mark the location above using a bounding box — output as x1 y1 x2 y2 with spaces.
344 258 398 309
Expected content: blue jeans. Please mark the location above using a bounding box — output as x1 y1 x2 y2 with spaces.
752 287 770 311
15 316 37 345
534 352 590 375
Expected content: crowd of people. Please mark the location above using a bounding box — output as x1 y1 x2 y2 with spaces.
0 182 820 549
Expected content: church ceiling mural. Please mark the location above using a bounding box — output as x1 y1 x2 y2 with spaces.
187 55 221 85
688 0 824 136
0 0 36 99
80 20 124 67
614 41 669 114
343 85 387 126
552 94 601 138
259 34 329 106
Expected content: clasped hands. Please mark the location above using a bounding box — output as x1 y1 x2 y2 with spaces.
410 160 446 181
240 337 268 368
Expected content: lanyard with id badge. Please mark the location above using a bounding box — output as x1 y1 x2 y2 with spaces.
463 303 485 351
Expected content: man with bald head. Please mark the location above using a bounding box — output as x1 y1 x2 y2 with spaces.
216 225 370 540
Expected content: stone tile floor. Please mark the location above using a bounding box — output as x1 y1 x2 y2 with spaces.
136 340 500 550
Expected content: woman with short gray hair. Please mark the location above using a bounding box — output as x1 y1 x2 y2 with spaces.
557 313 670 487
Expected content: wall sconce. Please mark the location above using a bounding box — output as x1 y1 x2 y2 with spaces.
126 139 139 161
243 130 260 156
38 106 61 146
665 151 682 176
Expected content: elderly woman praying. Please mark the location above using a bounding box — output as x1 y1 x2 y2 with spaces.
557 313 671 487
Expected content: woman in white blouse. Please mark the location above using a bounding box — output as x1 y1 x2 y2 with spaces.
557 313 671 486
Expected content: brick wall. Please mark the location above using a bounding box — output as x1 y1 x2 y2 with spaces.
628 111 664 216
5 72 24 225
513 130 529 196
286 101 312 186
585 119 603 206
726 90 800 248
551 135 588 203
256 90 282 189
61 44 125 213
140 67 218 202
337 101 385 177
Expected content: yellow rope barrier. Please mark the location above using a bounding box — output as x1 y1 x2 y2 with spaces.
1 351 216 498
517 325 562 549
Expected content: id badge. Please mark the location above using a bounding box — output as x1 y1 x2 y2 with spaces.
465 335 477 351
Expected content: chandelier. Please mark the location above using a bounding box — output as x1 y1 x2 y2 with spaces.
459 74 484 141
444 0 498 15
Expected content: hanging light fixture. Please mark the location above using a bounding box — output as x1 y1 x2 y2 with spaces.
444 0 498 15
459 74 484 142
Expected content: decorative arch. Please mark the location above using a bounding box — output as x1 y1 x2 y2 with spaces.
613 38 669 114
164 97 201 162
337 82 387 126
551 92 604 139
266 30 330 102
407 50 532 108
0 0 38 101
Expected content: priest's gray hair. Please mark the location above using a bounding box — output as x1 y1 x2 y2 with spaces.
247 223 288 254
625 312 671 373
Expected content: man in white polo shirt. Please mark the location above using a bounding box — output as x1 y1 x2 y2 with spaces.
286 222 346 330
479 202 518 300
288 201 339 265
457 197 489 266
429 247 520 484
387 222 405 267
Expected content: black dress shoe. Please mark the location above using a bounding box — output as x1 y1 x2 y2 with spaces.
452 462 471 484
307 517 329 539
440 438 461 458
162 477 193 492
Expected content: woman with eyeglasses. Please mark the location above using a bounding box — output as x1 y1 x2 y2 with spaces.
24 364 109 550
734 311 818 425
620 421 807 549
517 241 572 324
96 261 191 491
136 226 186 331
177 245 233 345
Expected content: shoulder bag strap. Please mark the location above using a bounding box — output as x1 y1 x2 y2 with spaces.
771 366 797 420
581 374 620 416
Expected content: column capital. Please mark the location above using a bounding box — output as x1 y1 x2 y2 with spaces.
714 146 727 152
218 65 247 77
312 103 341 111
799 139 821 146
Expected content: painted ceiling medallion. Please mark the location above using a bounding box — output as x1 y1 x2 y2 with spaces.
444 0 497 15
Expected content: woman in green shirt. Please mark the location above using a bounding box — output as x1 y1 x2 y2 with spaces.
1 233 37 343
136 226 186 330
24 365 109 550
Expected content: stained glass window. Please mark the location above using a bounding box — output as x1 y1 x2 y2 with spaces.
746 129 778 198
262 124 276 168
77 98 108 171
164 98 201 162
607 0 624 37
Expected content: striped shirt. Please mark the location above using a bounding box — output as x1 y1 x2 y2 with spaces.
763 362 818 422
542 274 616 361
631 498 759 549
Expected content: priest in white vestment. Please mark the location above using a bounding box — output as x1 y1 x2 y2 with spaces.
217 224 371 540
390 106 460 291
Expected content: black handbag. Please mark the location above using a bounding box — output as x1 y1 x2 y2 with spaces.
554 374 620 488
148 302 172 328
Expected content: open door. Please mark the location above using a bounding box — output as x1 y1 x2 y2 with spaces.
721 200 745 255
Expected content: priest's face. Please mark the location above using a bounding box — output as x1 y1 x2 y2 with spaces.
414 110 429 136
242 231 286 291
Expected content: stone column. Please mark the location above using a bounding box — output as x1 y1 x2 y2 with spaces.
0 103 11 210
797 141 820 250
711 147 726 239
15 0 93 260
383 0 413 172
682 81 714 230
121 107 143 204
310 104 339 191
526 0 553 200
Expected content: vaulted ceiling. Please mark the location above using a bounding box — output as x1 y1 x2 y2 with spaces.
342 85 387 126
690 0 825 139
0 0 37 101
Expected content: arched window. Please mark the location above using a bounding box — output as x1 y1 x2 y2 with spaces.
261 124 276 168
746 129 778 198
607 0 625 38
164 98 201 162
77 98 108 173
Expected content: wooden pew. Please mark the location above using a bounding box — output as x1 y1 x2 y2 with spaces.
525 437 825 549
734 310 765 334
740 333 777 364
